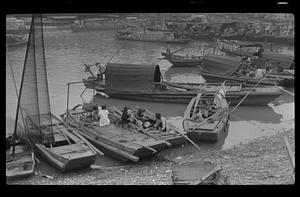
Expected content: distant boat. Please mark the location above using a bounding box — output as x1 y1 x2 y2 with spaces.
71 18 118 32
161 49 202 67
115 29 190 44
6 34 28 47
14 14 97 172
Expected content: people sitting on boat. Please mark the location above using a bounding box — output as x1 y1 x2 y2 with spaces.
98 105 110 127
120 106 130 128
153 113 166 131
134 108 147 124
193 110 204 121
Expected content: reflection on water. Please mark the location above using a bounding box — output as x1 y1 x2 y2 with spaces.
6 29 294 170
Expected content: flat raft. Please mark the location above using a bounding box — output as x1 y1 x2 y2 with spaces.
63 104 167 162
108 105 187 147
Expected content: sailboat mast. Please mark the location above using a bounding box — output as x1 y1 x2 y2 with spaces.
12 14 35 156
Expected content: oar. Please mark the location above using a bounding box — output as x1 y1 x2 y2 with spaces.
192 109 227 130
230 72 271 114
284 136 295 170
192 93 202 118
168 121 201 151
274 85 294 96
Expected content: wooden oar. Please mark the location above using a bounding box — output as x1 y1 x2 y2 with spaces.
168 122 201 151
192 93 202 118
230 73 269 113
192 109 227 130
284 136 295 170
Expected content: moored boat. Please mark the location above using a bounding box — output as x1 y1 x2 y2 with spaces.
171 161 230 185
83 63 282 105
183 90 230 142
200 55 292 87
62 103 167 162
14 14 97 172
6 34 28 47
115 29 190 44
6 117 35 180
161 48 202 67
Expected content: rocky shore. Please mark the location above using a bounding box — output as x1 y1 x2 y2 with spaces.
7 129 294 185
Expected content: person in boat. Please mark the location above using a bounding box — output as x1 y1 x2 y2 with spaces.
255 68 266 79
253 46 264 57
120 106 130 128
98 105 110 127
134 108 146 123
92 105 100 121
153 113 166 131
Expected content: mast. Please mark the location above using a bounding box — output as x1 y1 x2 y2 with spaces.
12 14 35 156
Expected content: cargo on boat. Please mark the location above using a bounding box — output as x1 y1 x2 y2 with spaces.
83 63 282 105
171 161 230 185
183 91 230 143
62 103 167 162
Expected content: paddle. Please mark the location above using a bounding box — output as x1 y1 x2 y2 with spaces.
192 93 202 118
167 121 201 151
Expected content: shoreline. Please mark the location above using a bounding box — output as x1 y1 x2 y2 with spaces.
7 128 294 185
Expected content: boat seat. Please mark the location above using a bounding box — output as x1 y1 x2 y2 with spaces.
49 143 86 155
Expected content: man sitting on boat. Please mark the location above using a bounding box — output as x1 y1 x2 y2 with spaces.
98 105 110 127
120 106 130 128
153 113 166 131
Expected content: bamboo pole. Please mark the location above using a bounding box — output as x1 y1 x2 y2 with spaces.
284 136 295 169
230 74 268 113
168 122 201 151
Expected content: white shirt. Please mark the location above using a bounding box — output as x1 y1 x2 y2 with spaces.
98 109 110 126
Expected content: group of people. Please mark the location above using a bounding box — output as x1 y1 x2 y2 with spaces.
120 106 166 131
192 100 217 122
86 104 110 127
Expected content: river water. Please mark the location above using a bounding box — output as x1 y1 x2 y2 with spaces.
6 29 294 172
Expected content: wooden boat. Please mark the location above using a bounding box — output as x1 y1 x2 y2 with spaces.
200 55 292 87
83 63 282 106
14 14 96 172
115 29 190 44
6 142 35 180
183 92 230 142
29 113 97 172
161 49 202 67
6 118 35 180
108 105 187 147
71 18 118 32
171 161 230 185
62 103 167 162
6 34 28 47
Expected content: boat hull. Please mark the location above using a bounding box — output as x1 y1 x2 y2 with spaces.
115 35 190 44
6 145 35 180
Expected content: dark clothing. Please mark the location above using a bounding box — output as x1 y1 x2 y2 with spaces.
120 112 130 125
